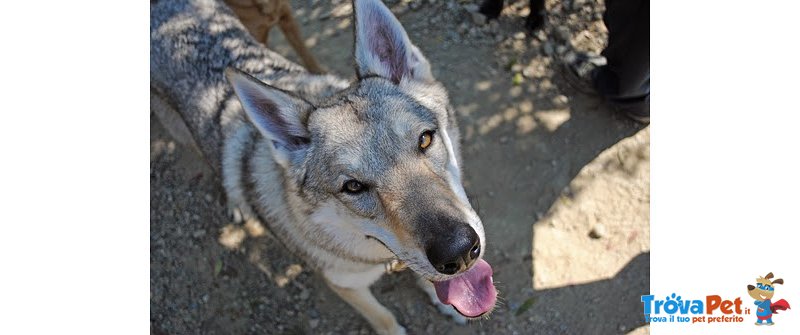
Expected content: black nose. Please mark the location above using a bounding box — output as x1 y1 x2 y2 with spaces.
426 223 481 275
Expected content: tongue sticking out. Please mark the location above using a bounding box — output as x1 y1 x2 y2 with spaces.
432 259 497 317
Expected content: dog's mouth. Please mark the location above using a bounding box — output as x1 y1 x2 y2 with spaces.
432 259 497 317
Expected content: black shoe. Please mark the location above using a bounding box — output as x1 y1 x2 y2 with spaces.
561 53 649 124
479 0 504 20
610 95 650 124
524 11 546 31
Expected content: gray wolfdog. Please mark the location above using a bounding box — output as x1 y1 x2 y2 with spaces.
150 0 497 333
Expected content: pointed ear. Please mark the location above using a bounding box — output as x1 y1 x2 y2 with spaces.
225 68 312 158
353 0 433 84
766 272 774 279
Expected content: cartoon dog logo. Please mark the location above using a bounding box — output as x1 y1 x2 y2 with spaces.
747 272 791 325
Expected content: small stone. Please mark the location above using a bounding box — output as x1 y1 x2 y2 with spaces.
463 3 479 12
201 294 209 303
552 94 569 106
589 224 607 239
510 63 523 72
556 27 571 42
513 31 526 40
535 30 547 41
499 136 509 144
556 45 568 55
618 324 627 332
458 23 469 34
192 229 206 238
471 12 487 25
489 20 500 32
543 42 554 56
299 289 310 300
204 194 213 202
309 319 320 329
522 66 535 78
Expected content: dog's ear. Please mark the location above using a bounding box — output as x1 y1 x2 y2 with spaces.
353 0 433 84
226 68 312 164
766 272 774 279
772 278 784 285
747 285 756 291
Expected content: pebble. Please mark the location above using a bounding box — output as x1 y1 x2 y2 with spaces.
543 41 554 56
463 3 479 12
522 66 535 78
553 95 569 106
299 289 310 300
556 27 571 42
471 12 487 25
310 318 320 329
394 3 409 15
204 194 213 202
589 224 607 239
513 32 526 40
489 20 500 32
556 45 568 55
534 30 547 41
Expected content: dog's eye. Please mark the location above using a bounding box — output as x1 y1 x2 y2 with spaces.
342 179 367 194
419 130 435 151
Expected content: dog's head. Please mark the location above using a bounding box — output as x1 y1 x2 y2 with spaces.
747 272 783 301
226 0 496 318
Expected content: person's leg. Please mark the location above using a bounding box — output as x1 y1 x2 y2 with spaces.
593 0 650 119
525 0 547 31
479 0 505 20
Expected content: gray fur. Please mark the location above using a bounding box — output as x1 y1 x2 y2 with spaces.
151 0 484 333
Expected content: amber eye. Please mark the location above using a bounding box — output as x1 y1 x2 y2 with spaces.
343 179 366 194
419 130 434 151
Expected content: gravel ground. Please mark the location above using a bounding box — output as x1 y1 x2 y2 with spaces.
151 0 650 334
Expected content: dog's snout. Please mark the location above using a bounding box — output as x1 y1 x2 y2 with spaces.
426 222 480 275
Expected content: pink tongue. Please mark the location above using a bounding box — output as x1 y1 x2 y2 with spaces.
432 259 497 317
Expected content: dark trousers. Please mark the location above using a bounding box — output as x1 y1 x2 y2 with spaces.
594 0 650 111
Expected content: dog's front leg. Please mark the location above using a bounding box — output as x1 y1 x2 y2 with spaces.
324 267 405 335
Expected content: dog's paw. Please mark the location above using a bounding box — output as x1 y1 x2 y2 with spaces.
376 324 406 335
227 206 244 224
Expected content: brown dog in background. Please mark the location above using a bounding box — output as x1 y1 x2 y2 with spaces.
225 0 324 73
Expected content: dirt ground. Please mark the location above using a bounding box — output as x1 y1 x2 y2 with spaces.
150 0 650 334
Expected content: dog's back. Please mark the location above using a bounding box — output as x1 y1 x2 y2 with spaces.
150 0 346 172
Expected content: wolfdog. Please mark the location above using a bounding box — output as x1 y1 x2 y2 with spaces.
150 0 497 333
